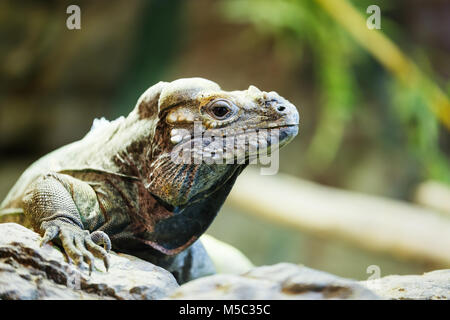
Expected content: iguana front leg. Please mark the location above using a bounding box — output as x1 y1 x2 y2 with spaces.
23 172 111 273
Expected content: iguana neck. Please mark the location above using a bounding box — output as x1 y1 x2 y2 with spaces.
137 163 246 255
98 109 156 178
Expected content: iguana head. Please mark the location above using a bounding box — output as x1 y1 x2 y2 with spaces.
133 78 299 207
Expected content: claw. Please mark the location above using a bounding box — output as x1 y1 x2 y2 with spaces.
90 231 112 252
74 236 95 275
103 255 110 272
60 228 84 267
40 225 59 247
39 220 112 274
86 255 95 275
85 235 110 272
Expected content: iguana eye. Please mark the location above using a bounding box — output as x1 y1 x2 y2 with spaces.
208 100 233 120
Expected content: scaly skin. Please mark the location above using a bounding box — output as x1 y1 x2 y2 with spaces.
0 78 299 283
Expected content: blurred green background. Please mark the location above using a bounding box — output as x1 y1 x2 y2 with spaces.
0 0 449 280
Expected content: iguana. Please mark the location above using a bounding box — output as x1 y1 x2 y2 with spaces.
0 78 299 283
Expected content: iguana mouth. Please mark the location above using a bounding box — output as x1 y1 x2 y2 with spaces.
209 123 299 134
172 123 299 144
262 123 299 129
169 122 298 166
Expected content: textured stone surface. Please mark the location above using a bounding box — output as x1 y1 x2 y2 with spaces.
362 269 450 300
1 222 448 300
168 263 380 300
0 223 179 300
201 234 254 274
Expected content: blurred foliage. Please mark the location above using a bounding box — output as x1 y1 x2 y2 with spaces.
220 0 450 184
112 0 183 117
221 0 360 171
391 79 450 183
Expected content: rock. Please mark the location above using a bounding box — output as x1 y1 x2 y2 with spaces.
168 263 380 300
362 270 450 300
162 239 216 284
200 234 254 274
0 223 179 300
2 222 447 300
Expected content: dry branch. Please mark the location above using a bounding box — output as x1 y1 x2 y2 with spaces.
226 168 450 267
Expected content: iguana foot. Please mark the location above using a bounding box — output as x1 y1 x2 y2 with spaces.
40 221 111 274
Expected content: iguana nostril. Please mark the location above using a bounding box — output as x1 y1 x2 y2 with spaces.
277 106 286 112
